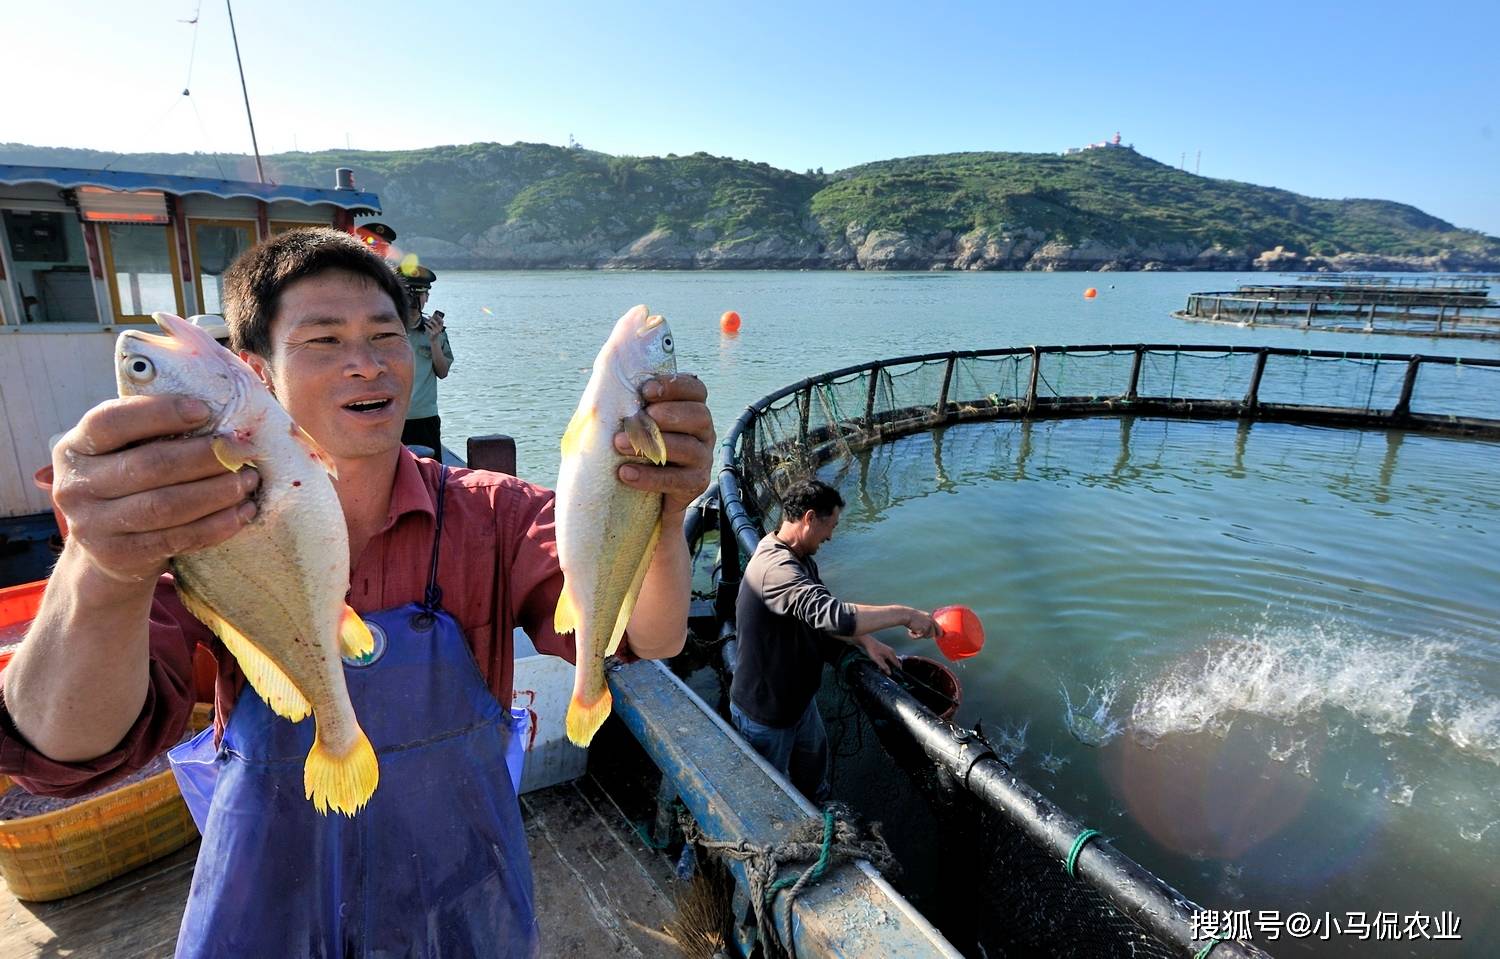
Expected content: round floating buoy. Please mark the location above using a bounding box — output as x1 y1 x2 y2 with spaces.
720 310 742 334
932 605 985 661
1083 287 1098 299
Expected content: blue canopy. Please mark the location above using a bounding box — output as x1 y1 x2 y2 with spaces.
0 164 381 213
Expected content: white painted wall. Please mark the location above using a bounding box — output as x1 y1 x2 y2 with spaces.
0 329 119 518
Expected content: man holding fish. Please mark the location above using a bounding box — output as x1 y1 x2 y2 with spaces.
0 228 715 956
732 478 937 804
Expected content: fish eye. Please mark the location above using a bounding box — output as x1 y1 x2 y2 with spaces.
662 335 674 352
124 355 156 383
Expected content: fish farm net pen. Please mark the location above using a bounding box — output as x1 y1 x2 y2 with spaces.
711 343 1500 958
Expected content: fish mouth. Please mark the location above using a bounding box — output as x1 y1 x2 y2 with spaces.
639 313 665 334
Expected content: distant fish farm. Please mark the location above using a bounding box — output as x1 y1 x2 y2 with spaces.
1174 274 1500 340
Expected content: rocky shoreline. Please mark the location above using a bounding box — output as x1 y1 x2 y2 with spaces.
404 226 1500 273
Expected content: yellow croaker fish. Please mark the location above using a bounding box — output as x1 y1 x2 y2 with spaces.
115 312 378 816
555 305 677 746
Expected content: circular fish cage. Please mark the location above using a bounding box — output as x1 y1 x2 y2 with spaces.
703 343 1500 959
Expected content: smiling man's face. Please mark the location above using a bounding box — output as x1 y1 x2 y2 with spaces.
247 268 413 463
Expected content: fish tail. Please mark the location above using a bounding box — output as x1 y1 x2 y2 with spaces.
565 684 613 748
304 723 379 817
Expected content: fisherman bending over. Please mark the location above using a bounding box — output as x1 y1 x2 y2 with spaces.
731 478 936 803
0 228 715 957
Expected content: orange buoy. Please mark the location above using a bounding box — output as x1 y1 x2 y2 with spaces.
720 310 742 334
1083 287 1098 299
932 605 985 661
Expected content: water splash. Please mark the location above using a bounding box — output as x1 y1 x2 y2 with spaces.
1060 679 1123 747
1038 747 1070 775
1130 625 1499 766
998 719 1030 755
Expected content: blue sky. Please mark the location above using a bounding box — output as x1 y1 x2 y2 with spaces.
8 1 1498 233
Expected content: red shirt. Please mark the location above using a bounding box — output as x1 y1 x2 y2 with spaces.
0 452 580 797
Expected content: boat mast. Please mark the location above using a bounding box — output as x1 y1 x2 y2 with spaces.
224 0 265 184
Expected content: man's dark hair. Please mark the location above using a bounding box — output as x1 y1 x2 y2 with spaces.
221 227 409 356
781 479 844 521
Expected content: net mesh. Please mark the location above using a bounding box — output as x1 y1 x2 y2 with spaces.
735 348 1500 534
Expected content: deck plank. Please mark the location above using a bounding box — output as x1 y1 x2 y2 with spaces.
0 779 684 957
522 779 683 958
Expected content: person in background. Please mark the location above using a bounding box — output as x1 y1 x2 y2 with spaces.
399 265 453 456
730 478 936 803
354 221 398 260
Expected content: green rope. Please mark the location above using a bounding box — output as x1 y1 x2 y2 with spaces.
1064 828 1102 878
767 808 836 899
1194 934 1230 959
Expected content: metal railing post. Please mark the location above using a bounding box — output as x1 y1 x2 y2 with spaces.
935 355 956 422
1126 347 1143 400
1245 350 1269 412
797 386 811 448
1024 347 1041 415
1394 357 1422 418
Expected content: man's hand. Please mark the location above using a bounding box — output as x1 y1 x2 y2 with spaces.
857 634 903 675
424 314 446 339
615 373 716 515
905 608 937 640
51 395 260 585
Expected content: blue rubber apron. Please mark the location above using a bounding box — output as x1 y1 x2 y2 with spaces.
172 467 539 958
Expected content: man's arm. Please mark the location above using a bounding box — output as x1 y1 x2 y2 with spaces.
831 632 904 675
623 505 692 658
427 316 452 378
848 603 936 639
3 396 257 763
617 374 715 659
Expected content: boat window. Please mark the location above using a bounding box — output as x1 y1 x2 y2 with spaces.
190 220 254 316
101 223 182 321
1 209 94 324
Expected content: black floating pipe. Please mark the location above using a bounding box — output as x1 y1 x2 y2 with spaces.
843 660 1273 959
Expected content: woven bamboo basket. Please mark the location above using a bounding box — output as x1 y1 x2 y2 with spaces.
0 703 210 902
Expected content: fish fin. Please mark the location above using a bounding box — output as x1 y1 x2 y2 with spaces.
621 410 668 465
566 685 613 748
606 518 661 657
175 579 311 723
339 606 374 659
560 405 596 458
210 432 256 472
554 581 579 636
291 423 338 479
304 724 379 816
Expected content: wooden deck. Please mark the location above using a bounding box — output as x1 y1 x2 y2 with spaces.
0 776 684 958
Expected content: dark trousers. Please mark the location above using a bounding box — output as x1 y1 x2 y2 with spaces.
402 416 442 457
730 700 831 803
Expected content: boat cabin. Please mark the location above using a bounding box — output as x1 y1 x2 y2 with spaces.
0 164 381 522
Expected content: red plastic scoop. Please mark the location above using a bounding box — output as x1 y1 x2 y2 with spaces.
932 605 985 661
